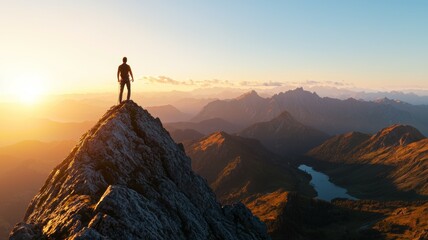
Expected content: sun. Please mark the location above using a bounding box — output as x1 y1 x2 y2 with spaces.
19 84 43 104
9 75 46 105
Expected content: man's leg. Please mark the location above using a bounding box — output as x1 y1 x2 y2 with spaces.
119 81 125 103
126 81 131 101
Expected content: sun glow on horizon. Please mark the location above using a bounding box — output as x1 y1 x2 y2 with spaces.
5 75 48 105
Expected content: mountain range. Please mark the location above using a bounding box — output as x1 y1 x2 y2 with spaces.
307 124 428 200
183 129 428 240
191 88 428 135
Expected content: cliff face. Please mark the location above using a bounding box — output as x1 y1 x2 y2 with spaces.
10 101 269 240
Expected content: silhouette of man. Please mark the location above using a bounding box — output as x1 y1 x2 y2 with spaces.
117 57 134 103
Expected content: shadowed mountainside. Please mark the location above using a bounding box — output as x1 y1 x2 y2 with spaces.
307 124 428 200
242 191 428 240
168 128 205 145
165 118 241 135
184 132 316 203
146 104 191 122
239 111 329 156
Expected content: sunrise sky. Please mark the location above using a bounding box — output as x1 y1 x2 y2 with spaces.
1 0 428 101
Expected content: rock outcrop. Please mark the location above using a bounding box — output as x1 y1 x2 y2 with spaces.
10 101 269 240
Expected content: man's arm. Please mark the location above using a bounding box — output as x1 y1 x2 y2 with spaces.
117 66 120 82
129 66 134 82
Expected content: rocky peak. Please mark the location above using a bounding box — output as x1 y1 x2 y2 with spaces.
274 88 320 101
368 124 425 149
236 90 263 101
10 101 269 240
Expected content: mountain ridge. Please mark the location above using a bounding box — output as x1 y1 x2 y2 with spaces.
307 124 428 200
185 131 316 204
191 88 428 135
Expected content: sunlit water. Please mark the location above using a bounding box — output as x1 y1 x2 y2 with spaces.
298 164 357 201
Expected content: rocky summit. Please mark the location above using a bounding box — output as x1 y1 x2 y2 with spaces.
9 101 269 240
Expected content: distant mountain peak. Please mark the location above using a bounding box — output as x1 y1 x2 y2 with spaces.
239 111 329 156
274 87 320 100
287 87 317 95
369 124 425 149
374 97 408 105
10 101 269 240
236 90 263 100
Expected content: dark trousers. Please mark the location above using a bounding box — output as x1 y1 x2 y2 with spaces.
119 80 131 103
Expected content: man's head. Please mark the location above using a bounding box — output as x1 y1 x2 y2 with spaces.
122 57 127 63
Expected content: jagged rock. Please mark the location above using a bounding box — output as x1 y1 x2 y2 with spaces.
9 101 269 240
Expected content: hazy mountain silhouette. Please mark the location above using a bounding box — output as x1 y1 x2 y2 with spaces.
238 111 329 156
303 86 428 105
185 132 316 204
0 119 93 146
9 101 269 240
0 140 75 240
165 118 241 135
192 91 280 127
146 104 191 122
168 128 205 144
307 124 428 200
192 88 428 135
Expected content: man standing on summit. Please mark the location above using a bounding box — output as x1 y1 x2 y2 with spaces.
117 57 134 103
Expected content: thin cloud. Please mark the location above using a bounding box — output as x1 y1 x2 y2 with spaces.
195 79 235 87
143 76 235 87
325 81 352 87
143 76 193 85
301 80 354 88
240 81 283 87
305 80 321 85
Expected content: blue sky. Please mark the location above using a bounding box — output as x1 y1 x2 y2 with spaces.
0 0 427 94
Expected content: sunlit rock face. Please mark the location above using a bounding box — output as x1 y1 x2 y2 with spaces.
9 101 270 240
